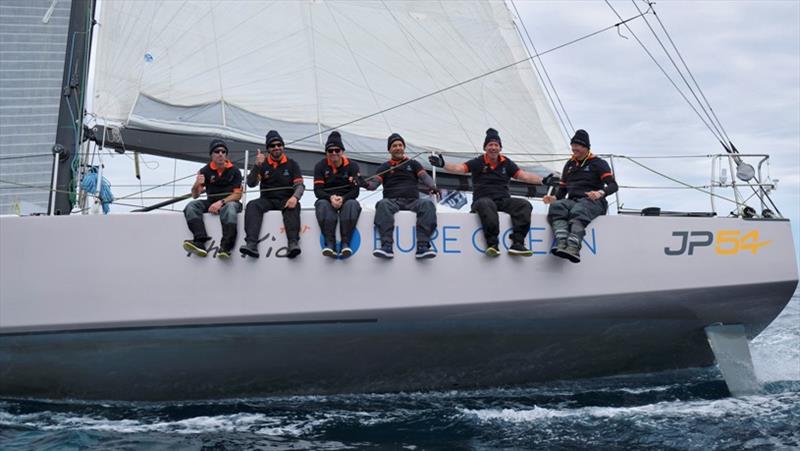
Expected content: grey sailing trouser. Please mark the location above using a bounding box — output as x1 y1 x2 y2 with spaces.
547 197 605 248
315 198 362 246
374 197 436 245
183 199 241 250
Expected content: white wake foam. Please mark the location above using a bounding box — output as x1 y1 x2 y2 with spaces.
752 298 800 382
459 392 796 424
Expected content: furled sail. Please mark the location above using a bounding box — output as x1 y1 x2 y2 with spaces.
0 0 73 215
93 0 566 172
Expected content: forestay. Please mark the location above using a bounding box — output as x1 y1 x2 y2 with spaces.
92 0 565 171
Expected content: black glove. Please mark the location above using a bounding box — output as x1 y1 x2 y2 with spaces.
542 173 560 186
356 175 369 188
429 187 441 197
428 153 445 168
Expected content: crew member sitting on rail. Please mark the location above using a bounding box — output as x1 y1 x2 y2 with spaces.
360 133 439 259
182 139 242 259
239 130 304 259
429 128 553 257
313 131 362 258
543 129 618 263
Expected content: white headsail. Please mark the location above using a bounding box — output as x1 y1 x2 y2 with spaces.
92 0 566 171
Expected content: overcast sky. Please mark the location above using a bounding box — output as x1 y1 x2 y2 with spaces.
515 0 800 252
102 0 799 257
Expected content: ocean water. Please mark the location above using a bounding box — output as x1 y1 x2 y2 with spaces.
2 296 798 450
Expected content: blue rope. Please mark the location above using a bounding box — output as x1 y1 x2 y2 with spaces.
80 169 114 214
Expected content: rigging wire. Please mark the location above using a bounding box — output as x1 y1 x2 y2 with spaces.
628 0 727 144
625 0 781 215
115 151 430 210
642 0 733 144
281 9 652 149
380 0 477 152
5 150 760 211
324 1 392 134
510 0 574 135
603 0 724 143
88 9 652 206
396 2 546 155
614 155 738 204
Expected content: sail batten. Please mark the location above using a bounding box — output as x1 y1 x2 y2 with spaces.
94 0 566 172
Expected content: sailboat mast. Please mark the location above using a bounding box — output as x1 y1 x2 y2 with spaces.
50 0 94 215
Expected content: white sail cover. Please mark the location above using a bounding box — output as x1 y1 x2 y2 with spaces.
93 0 566 170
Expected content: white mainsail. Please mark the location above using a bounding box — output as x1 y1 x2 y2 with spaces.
92 0 565 170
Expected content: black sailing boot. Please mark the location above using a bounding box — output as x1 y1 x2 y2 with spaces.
239 241 260 258
218 223 238 259
560 222 585 263
550 219 569 257
287 240 301 259
562 234 582 263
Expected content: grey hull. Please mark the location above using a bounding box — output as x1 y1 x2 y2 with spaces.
2 280 794 401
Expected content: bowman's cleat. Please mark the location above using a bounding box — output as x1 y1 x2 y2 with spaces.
340 245 353 258
217 249 231 259
183 240 208 257
322 246 337 258
415 243 437 259
561 245 581 263
239 243 260 259
485 246 500 257
287 241 302 259
373 244 394 259
508 243 533 257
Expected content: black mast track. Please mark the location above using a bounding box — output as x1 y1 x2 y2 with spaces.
94 126 549 200
51 0 94 215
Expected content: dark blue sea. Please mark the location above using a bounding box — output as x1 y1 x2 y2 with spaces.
2 295 798 450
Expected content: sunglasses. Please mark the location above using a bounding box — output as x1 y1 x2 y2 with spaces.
268 143 284 149
326 148 343 154
212 149 228 154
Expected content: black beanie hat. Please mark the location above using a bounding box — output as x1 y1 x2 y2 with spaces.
570 129 590 149
325 131 345 151
265 130 284 147
483 128 502 148
208 138 228 155
387 132 405 150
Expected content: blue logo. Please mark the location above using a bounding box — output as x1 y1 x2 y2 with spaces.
318 228 361 259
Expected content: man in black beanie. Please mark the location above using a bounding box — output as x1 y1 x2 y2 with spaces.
429 128 553 257
182 139 243 258
313 131 362 257
543 129 618 263
239 129 305 259
360 132 439 259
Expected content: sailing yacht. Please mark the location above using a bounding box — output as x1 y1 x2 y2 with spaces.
0 0 796 400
